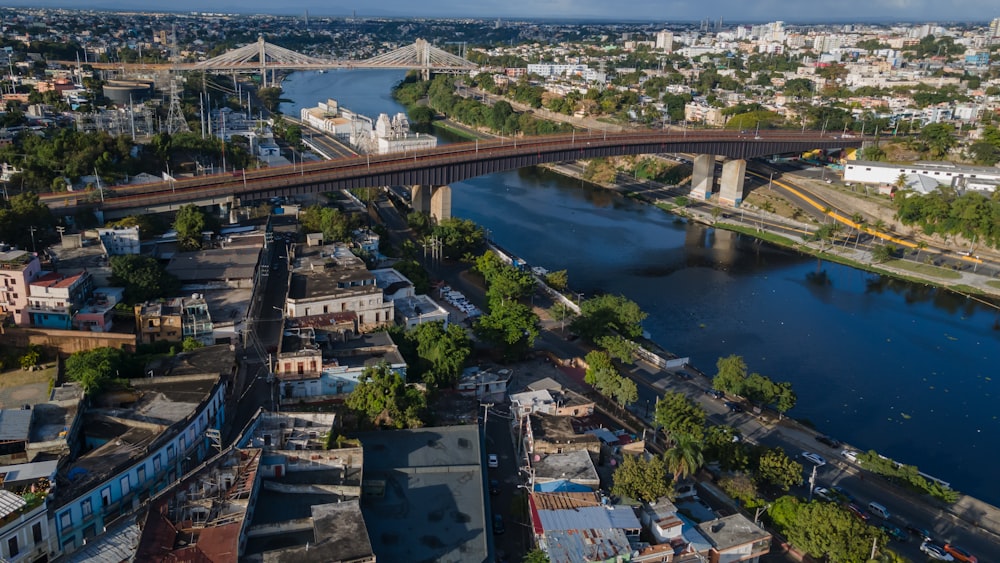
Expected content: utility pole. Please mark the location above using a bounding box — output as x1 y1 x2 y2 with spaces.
807 464 818 501
56 226 65 246
481 402 494 425
28 226 37 254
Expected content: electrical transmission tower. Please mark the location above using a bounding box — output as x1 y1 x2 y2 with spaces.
165 78 189 134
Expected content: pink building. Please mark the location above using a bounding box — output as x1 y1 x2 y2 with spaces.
0 250 41 326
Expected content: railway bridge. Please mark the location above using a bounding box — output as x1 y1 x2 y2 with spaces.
41 129 865 222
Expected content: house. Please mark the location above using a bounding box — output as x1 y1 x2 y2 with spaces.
522 413 602 459
27 271 94 329
72 287 124 333
456 367 509 401
135 295 214 346
695 514 770 563
275 331 406 402
0 489 53 563
640 497 685 543
511 379 595 419
531 449 600 492
0 410 32 462
0 250 42 326
285 243 392 331
528 491 641 563
165 247 262 290
96 227 140 256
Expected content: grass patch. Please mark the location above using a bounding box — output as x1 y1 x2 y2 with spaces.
987 281 1000 290
432 121 483 140
655 202 676 212
0 365 56 390
715 222 799 248
884 260 962 280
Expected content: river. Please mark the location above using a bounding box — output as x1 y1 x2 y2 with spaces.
280 69 1000 506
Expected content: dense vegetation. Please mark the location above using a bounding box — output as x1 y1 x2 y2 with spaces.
895 187 1000 249
472 251 540 359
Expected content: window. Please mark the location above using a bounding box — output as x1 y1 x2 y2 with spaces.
167 445 175 460
137 464 146 483
101 487 112 507
8 536 17 557
153 454 161 472
59 510 72 529
31 522 42 544
81 498 92 517
120 475 131 496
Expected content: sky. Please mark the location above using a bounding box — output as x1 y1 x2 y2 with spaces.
2 0 992 23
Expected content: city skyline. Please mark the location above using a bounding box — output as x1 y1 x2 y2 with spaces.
0 0 992 23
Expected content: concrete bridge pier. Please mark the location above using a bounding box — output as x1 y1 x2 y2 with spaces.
690 154 717 200
719 159 747 207
411 184 452 223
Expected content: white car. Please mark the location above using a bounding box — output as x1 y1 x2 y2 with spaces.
841 449 859 463
813 486 834 501
801 452 827 467
920 542 955 561
488 454 499 468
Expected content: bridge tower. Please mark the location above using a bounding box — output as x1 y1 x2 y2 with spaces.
719 159 747 207
691 154 717 200
411 185 452 222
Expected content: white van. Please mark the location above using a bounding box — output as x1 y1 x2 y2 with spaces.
868 501 890 519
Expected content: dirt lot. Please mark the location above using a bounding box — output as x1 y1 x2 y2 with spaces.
0 365 56 409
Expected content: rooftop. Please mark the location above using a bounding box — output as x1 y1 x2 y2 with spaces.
696 513 770 551
531 413 600 446
0 459 59 490
356 425 488 563
532 449 600 485
63 517 140 563
0 249 34 269
136 447 262 563
166 247 260 283
0 409 32 442
393 294 447 320
288 243 377 301
258 500 374 563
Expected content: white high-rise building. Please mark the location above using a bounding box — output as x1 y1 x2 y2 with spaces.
656 30 674 52
990 17 1000 38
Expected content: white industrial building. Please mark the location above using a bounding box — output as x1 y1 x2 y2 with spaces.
844 160 1000 194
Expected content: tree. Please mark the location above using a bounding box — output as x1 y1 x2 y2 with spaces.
611 454 671 503
173 204 208 251
300 205 358 242
663 433 704 482
109 255 180 304
544 269 568 291
432 218 484 258
774 382 797 418
345 363 426 429
570 294 647 341
523 549 550 563
756 448 803 491
584 350 618 392
411 321 472 389
0 192 57 252
18 345 41 370
713 354 748 396
181 337 203 352
654 391 706 441
65 347 125 394
474 301 539 360
918 123 957 157
704 425 750 471
769 496 887 563
596 335 638 364
613 377 638 410
871 243 896 263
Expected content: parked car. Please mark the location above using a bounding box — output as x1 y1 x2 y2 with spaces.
920 542 955 561
831 485 855 503
814 435 842 448
878 524 907 542
801 452 827 466
906 525 933 541
706 389 724 400
723 401 744 413
841 449 860 463
846 503 870 522
488 454 499 468
489 479 500 496
492 514 505 535
943 544 978 563
813 486 834 502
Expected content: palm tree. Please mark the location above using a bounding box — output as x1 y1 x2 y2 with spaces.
664 434 705 482
854 220 868 249
916 241 928 262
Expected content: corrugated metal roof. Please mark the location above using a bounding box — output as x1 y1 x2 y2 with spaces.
543 528 632 563
0 409 32 442
537 505 639 532
0 489 26 519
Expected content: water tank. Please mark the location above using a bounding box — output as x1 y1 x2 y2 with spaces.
102 80 154 105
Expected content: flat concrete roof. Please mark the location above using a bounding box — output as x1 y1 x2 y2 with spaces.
0 409 32 442
356 425 489 563
166 247 259 282
696 513 770 551
532 450 599 484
